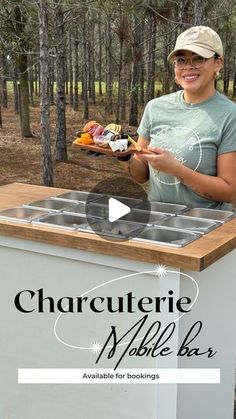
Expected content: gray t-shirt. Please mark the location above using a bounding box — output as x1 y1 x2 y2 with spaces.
137 90 236 210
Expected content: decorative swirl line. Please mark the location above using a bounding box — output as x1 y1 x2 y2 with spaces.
53 267 199 351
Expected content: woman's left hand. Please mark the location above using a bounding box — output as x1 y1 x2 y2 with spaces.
140 147 181 176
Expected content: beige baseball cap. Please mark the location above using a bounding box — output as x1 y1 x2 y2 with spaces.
168 26 223 60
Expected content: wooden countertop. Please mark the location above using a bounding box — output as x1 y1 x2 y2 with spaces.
0 183 235 272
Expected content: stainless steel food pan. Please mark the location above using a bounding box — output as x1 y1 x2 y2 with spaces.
32 213 90 230
160 215 221 234
24 198 75 212
133 226 200 247
94 195 143 208
78 219 143 239
121 209 170 225
0 207 49 223
51 190 103 203
63 202 108 218
183 208 234 223
135 201 188 215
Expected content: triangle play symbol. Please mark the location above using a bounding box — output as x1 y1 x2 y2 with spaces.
108 198 131 222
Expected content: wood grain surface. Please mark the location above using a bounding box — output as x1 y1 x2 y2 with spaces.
0 183 235 272
72 143 153 156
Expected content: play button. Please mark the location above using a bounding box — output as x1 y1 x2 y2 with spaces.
108 198 130 222
85 176 151 241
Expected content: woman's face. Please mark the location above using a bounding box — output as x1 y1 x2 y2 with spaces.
173 50 223 100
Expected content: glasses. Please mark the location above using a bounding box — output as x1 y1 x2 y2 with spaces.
173 55 210 69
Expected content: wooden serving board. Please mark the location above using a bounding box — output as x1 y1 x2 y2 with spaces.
72 143 153 157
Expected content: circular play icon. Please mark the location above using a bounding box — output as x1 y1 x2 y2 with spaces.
85 176 151 241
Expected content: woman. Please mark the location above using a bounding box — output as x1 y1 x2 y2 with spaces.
119 26 236 210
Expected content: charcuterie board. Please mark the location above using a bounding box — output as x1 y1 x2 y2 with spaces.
72 143 153 157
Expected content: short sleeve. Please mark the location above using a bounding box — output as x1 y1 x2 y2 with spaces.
137 102 151 141
218 112 236 155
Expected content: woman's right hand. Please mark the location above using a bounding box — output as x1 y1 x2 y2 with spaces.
140 147 181 176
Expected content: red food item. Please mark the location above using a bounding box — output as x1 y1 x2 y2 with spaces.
83 120 98 133
93 124 105 137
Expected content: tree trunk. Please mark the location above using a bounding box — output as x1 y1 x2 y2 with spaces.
49 56 54 105
88 17 96 104
162 28 171 95
139 25 145 106
0 55 8 108
15 5 32 137
73 26 79 111
68 31 73 108
129 17 141 126
223 68 229 95
29 58 34 106
178 0 193 30
120 63 128 121
82 2 89 119
116 36 124 123
55 1 67 162
105 17 113 113
194 0 205 24
38 0 54 186
146 14 156 102
18 54 32 137
38 63 41 95
65 59 69 95
120 57 130 121
35 64 39 96
223 44 230 95
98 14 103 96
13 67 19 114
116 13 130 123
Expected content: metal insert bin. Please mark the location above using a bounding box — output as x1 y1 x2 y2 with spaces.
121 209 171 225
63 202 108 219
0 207 50 223
133 226 201 247
23 198 76 212
51 191 103 203
160 215 221 234
135 200 188 214
94 195 143 208
78 219 143 239
32 213 91 230
183 207 234 223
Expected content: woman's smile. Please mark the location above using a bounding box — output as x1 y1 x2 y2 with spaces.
182 73 200 82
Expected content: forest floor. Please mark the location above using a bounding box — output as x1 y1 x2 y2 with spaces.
0 99 143 195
